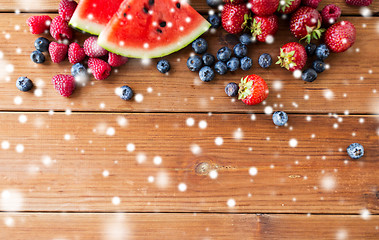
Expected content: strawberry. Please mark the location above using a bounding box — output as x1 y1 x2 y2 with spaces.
88 58 112 80
277 0 301 14
221 3 250 34
276 42 307 71
108 53 128 67
301 0 322 8
324 21 356 53
26 15 52 34
50 16 73 41
223 0 245 3
250 15 278 42
49 42 68 63
68 42 85 64
290 6 324 43
249 0 279 16
84 36 108 58
238 74 269 106
52 74 75 97
345 0 372 6
59 0 78 21
321 4 341 26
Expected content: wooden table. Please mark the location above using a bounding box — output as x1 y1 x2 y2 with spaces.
0 0 378 239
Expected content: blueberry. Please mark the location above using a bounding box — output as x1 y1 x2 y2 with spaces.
305 43 317 56
240 33 253 45
272 111 288 126
233 43 247 58
302 68 318 82
312 60 326 73
71 63 87 77
258 53 272 69
157 59 170 73
225 82 239 97
346 143 364 159
192 38 208 54
30 50 45 64
240 56 252 71
16 77 33 92
202 53 215 66
315 44 330 60
187 55 203 72
119 85 134 100
34 37 50 52
217 47 232 62
206 0 222 8
208 14 221 28
227 57 240 72
214 61 227 75
199 66 215 82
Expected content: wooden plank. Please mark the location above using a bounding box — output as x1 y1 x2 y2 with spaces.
0 15 378 113
0 0 378 15
0 112 377 213
0 213 378 239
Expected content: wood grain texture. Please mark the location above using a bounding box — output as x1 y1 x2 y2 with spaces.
0 15 378 113
0 113 377 213
0 0 378 15
0 213 378 240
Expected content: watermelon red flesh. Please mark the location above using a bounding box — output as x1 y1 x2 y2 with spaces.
97 0 211 58
69 0 124 35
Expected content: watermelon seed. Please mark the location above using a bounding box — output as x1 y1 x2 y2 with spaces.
157 29 162 33
159 21 166 27
143 7 148 13
149 0 154 6
176 2 181 9
123 13 127 18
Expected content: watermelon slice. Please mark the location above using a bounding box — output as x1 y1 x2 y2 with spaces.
69 0 124 35
98 0 211 58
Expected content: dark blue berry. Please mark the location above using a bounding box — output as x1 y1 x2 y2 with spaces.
192 38 208 54
302 69 318 82
34 37 50 52
187 55 203 72
272 111 288 126
206 0 222 8
119 85 134 100
157 59 170 73
199 66 215 82
71 63 87 78
217 47 232 62
258 53 272 69
225 82 239 97
315 44 330 60
233 43 247 58
227 57 240 72
240 56 252 71
214 61 227 75
30 50 45 63
16 77 33 92
305 43 317 56
240 33 253 45
208 14 221 28
312 60 326 73
346 143 364 159
202 53 215 66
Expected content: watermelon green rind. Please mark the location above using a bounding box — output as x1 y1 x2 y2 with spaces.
69 13 103 36
98 21 210 59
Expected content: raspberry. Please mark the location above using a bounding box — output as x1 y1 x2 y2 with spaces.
50 16 73 41
88 58 112 80
49 42 68 63
321 4 341 26
68 42 85 64
26 15 52 34
108 52 128 67
59 0 78 21
52 74 75 97
345 0 373 6
84 36 108 58
301 0 322 8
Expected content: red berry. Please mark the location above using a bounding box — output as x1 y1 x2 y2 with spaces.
325 21 356 53
251 15 278 42
290 6 324 43
321 4 341 26
221 3 250 34
84 36 108 58
88 58 112 80
345 0 372 6
59 0 78 21
276 42 307 72
68 42 85 64
277 0 301 14
49 42 68 63
52 74 75 97
238 74 269 106
301 0 322 8
108 52 128 67
26 15 52 34
249 0 279 16
50 16 73 41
